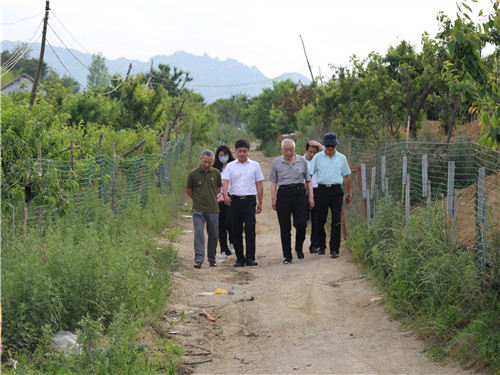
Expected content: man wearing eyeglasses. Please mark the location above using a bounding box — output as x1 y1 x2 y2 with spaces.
308 133 352 259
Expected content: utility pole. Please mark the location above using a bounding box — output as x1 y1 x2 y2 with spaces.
30 0 50 107
119 63 132 101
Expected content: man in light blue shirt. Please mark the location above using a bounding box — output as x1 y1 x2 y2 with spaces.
309 133 352 258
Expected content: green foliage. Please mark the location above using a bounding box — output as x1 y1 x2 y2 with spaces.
210 94 250 127
211 123 251 146
2 184 180 373
1 187 181 356
182 98 218 145
1 48 49 79
438 0 500 149
1 94 76 215
346 200 499 371
144 63 193 98
451 304 500 372
245 79 310 143
87 53 111 91
64 92 121 128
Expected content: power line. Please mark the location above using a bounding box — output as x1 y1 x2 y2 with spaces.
186 79 274 88
1 19 43 68
1 20 43 77
1 12 44 26
49 9 92 56
47 23 90 71
46 39 130 96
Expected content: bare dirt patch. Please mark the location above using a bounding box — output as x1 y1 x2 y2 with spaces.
163 147 472 374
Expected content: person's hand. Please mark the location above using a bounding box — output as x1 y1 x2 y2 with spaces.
309 197 314 210
272 199 277 211
256 202 262 214
345 194 352 205
224 195 232 206
217 192 224 203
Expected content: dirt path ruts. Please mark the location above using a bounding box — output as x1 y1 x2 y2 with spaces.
165 147 471 375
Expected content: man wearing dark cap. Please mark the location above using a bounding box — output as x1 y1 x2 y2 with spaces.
309 133 352 258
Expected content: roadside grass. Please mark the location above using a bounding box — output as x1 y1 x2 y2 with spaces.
346 200 500 374
1 172 188 373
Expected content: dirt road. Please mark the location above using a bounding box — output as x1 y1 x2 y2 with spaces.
165 147 470 375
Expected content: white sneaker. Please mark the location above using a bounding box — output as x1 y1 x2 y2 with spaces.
219 253 228 259
230 243 235 254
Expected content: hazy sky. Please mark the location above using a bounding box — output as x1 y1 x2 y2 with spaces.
1 0 493 79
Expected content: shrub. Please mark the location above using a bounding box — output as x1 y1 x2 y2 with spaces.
1 187 181 368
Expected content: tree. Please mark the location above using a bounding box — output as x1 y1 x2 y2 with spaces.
87 53 110 91
244 79 312 144
144 63 193 97
210 94 250 127
384 39 439 138
1 48 48 79
440 0 499 148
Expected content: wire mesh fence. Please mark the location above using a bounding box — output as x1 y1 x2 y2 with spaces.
3 136 191 233
341 139 499 268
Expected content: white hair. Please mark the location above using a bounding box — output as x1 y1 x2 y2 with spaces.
281 139 295 149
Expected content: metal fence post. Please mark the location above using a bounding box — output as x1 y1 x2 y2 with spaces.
447 161 456 243
422 154 428 198
478 167 488 268
405 173 411 229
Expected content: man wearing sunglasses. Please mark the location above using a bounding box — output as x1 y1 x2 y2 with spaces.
308 133 352 259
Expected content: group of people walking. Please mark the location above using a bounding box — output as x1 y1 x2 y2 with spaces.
185 134 352 268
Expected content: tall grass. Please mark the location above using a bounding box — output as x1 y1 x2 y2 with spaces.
346 200 500 373
1 180 185 373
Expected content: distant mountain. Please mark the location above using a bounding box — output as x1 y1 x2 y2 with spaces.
1 40 310 103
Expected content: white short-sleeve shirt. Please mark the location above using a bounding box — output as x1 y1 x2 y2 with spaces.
304 156 318 188
223 158 264 196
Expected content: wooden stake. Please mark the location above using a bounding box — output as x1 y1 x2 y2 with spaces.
112 143 117 213
121 139 146 158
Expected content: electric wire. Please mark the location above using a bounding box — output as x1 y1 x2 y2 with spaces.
47 23 90 70
1 11 44 26
1 19 43 75
46 39 130 96
1 35 42 78
1 19 43 69
49 10 93 56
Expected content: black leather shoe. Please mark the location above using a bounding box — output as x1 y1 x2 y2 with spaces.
318 249 325 255
234 261 245 267
246 260 258 266
297 252 304 259
330 251 339 258
309 246 319 254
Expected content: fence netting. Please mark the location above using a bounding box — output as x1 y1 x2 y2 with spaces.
3 136 191 232
340 139 499 267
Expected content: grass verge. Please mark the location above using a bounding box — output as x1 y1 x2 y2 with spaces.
346 200 500 374
1 176 187 373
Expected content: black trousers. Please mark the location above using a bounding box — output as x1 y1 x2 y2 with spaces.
314 184 343 253
218 201 233 255
276 184 308 260
230 196 257 263
307 187 320 249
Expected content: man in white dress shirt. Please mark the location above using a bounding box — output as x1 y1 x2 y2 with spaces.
223 139 264 267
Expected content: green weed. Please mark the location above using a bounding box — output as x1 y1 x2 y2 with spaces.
346 199 500 372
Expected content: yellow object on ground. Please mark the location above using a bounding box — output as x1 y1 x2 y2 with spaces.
214 288 227 294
